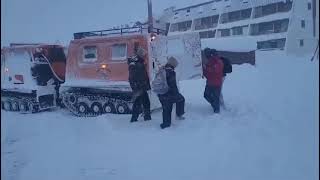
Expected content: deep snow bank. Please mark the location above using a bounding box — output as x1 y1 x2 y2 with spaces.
1 51 318 180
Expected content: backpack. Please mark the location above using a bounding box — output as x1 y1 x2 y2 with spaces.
221 57 232 74
151 67 169 95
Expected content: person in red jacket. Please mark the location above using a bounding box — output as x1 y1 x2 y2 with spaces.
203 48 224 113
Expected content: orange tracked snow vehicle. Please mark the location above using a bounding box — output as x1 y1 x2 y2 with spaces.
1 44 66 113
60 26 202 116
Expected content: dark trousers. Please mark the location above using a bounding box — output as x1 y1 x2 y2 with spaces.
131 91 151 121
204 85 221 113
158 93 185 126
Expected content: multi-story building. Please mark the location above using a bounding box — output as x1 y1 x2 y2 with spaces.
153 0 318 56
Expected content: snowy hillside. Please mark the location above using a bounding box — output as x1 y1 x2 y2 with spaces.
1 51 319 180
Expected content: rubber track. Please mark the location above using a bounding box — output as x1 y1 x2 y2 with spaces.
1 95 39 113
61 91 132 117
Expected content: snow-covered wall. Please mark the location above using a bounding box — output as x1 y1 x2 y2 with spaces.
285 0 318 56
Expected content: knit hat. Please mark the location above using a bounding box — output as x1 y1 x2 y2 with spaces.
136 47 146 58
204 48 211 58
167 56 179 68
210 48 217 56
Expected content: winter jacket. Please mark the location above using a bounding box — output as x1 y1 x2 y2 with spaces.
128 56 151 92
203 56 224 87
158 63 183 103
164 64 179 95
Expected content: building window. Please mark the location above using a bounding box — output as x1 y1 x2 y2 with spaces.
170 20 192 32
194 15 219 30
301 20 305 28
219 29 231 37
262 3 277 16
199 30 216 39
111 44 127 60
278 1 293 12
170 23 178 32
274 19 289 32
257 38 286 49
241 8 252 19
83 46 97 62
254 1 292 18
165 23 170 35
308 2 312 10
232 26 244 35
229 11 241 21
250 19 289 35
257 22 273 34
220 8 252 23
300 39 304 47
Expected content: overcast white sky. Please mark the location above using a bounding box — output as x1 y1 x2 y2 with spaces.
1 0 207 47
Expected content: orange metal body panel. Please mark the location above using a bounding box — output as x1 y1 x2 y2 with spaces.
51 62 66 80
66 35 150 82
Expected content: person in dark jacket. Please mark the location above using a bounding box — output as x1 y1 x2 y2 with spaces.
158 57 185 129
128 47 151 122
203 48 224 113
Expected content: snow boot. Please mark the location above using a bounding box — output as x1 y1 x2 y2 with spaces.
160 123 170 129
130 119 138 123
130 115 138 122
144 114 151 121
177 116 185 120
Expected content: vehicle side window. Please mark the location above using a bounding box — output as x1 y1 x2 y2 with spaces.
111 43 127 60
83 46 97 62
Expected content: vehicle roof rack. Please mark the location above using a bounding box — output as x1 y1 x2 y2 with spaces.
73 26 166 40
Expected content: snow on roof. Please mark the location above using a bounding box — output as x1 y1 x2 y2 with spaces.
71 33 149 44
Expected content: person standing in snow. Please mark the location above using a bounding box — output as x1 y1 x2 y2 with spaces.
128 47 151 122
158 57 185 129
203 48 224 113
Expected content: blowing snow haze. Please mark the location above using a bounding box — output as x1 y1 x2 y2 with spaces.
1 0 207 47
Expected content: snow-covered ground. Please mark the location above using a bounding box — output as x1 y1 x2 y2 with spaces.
1 51 319 180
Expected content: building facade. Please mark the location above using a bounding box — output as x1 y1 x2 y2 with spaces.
154 0 318 56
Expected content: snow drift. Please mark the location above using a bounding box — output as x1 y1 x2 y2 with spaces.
1 50 319 180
